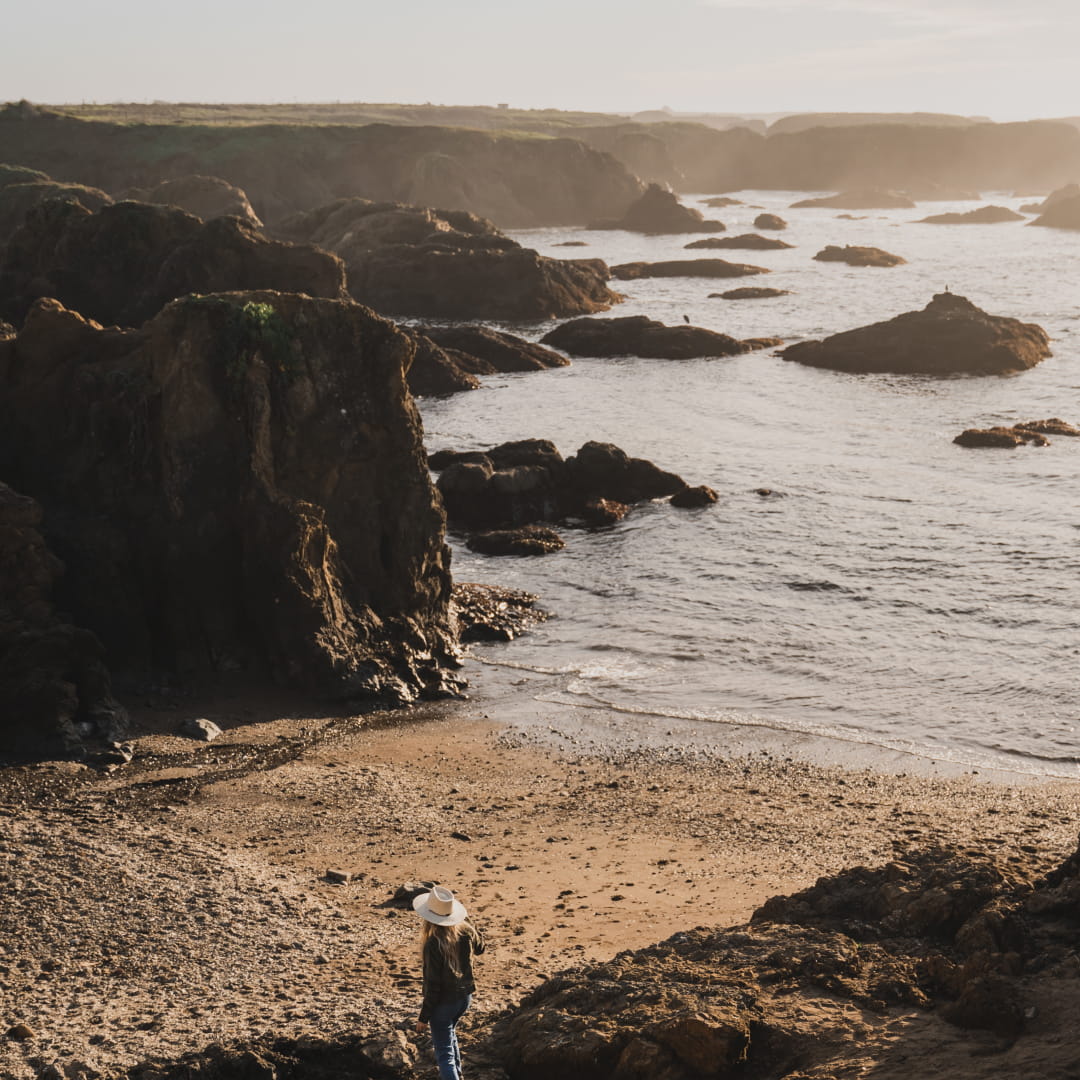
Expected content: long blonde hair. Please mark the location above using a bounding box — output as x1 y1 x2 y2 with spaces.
421 919 466 976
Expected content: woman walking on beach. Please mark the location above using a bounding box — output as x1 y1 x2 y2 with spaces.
413 885 486 1080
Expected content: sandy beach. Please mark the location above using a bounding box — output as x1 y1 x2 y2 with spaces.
2 689 1078 1079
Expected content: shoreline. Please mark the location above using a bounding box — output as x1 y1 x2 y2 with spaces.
3 685 1079 1078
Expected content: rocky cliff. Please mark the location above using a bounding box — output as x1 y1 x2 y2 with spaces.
0 292 460 718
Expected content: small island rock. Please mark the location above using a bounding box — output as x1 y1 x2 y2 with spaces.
685 233 793 250
589 183 725 234
916 205 1024 224
611 258 769 280
753 213 788 230
813 244 906 267
542 315 755 359
791 189 915 209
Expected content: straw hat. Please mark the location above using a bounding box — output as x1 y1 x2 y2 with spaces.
413 885 468 926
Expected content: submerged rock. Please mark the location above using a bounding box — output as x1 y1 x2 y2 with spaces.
813 244 906 267
0 199 345 326
466 525 566 556
790 188 916 209
916 205 1024 224
610 258 769 280
954 418 1079 447
588 183 725 234
275 196 620 320
781 292 1051 375
710 287 791 299
670 485 719 508
685 233 793 250
541 315 757 359
451 582 548 642
0 293 461 709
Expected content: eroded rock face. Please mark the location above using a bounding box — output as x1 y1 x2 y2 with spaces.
0 293 459 706
610 259 769 281
813 244 906 267
916 205 1024 224
589 183 725 234
0 175 112 246
275 197 620 320
0 199 346 327
790 189 916 209
124 174 262 227
0 482 128 759
541 315 757 359
433 438 690 534
781 293 1051 375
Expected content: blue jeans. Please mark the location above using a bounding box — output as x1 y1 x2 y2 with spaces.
428 994 471 1080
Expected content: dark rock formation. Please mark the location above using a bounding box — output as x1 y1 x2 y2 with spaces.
276 197 620 320
684 233 793 250
553 240 589 246
754 212 787 230
711 287 791 299
0 482 128 759
541 316 756 359
451 582 548 642
0 175 112 246
790 189 916 209
1029 193 1080 229
466 525 566 557
404 326 569 398
588 183 725 234
954 418 1079 447
916 205 1025 224
813 244 906 267
782 293 1051 376
433 439 690 532
703 196 743 207
497 837 1080 1078
610 259 768 280
670 485 718 508
0 199 345 327
123 174 262 227
0 292 460 706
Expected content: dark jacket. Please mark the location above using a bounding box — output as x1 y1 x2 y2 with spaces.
419 922 486 1022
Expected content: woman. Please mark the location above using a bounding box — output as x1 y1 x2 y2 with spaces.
413 885 486 1080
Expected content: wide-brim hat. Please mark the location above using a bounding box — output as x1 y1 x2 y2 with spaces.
413 885 468 926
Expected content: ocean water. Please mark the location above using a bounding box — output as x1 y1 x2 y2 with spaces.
418 191 1080 779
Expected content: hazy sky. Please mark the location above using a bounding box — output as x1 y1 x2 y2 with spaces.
4 0 1078 120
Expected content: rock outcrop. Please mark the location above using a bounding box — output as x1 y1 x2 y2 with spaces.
916 205 1024 224
540 315 768 359
0 199 346 327
1021 182 1080 214
496 837 1080 1079
432 438 692 533
275 197 620 320
813 244 906 267
1029 193 1080 229
123 174 262 227
954 418 1080 447
588 183 725 234
685 233 793 250
405 325 570 397
610 259 768 280
0 482 128 759
466 525 566 557
790 189 916 209
0 292 460 706
782 293 1051 375
0 173 112 246
753 213 787 230
711 287 791 299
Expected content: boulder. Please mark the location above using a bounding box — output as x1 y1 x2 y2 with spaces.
0 481 128 759
432 438 689 531
781 293 1051 375
541 315 754 359
684 233 793 250
466 525 566 556
790 189 916 209
0 293 460 706
670 485 719 508
123 174 262 227
1028 193 1080 229
0 199 346 327
588 183 725 234
275 196 621 320
754 213 787 230
710 287 791 299
916 205 1024 224
813 244 906 267
610 259 769 280
0 176 112 246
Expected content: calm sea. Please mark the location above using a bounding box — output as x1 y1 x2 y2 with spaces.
419 191 1080 779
